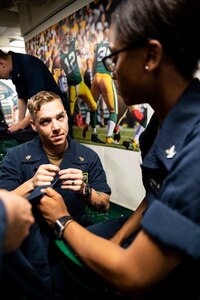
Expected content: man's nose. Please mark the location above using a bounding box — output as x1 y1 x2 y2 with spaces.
51 119 60 129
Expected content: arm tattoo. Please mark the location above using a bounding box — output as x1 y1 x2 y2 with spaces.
93 201 107 212
87 191 108 212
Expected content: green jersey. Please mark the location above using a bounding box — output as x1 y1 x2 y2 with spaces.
93 40 111 75
59 39 82 86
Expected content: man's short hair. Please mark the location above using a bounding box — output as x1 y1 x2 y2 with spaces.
28 91 62 119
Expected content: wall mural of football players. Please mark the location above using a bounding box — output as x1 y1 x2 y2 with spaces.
25 0 149 151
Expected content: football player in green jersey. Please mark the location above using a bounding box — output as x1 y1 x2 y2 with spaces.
83 28 118 144
52 25 104 143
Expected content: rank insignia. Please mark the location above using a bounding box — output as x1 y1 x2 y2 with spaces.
165 145 176 159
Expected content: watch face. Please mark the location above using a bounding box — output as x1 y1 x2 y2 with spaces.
54 220 64 239
54 216 73 239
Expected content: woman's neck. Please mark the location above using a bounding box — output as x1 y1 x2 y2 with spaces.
150 69 192 123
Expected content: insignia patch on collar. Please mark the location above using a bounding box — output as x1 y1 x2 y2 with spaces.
79 156 84 161
83 172 88 183
165 145 176 159
25 155 31 160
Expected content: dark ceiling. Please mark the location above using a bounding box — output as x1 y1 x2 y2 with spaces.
0 0 14 10
0 0 51 10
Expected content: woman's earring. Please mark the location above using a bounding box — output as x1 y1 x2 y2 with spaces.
144 65 149 71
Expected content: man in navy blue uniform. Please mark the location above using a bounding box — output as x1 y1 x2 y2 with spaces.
0 91 111 299
0 49 72 140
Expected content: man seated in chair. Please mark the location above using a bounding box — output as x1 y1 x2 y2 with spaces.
0 91 111 300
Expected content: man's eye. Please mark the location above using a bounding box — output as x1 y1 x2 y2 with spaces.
40 120 49 126
58 115 65 121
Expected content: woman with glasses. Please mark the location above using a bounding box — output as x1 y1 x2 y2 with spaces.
38 0 200 299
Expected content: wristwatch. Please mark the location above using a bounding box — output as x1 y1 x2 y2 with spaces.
54 216 73 239
82 183 92 199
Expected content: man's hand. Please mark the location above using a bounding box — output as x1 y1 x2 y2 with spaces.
32 164 60 188
38 187 69 227
0 189 35 253
59 168 84 193
8 122 23 132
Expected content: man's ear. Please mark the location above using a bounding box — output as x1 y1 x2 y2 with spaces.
144 39 163 71
30 119 37 132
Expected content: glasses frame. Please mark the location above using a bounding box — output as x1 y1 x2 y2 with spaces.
102 41 149 72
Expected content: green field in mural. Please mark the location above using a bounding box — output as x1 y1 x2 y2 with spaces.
73 125 139 151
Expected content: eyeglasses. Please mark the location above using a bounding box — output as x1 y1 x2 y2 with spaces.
102 42 148 73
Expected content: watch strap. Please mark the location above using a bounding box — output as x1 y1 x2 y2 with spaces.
54 215 73 239
82 183 92 199
57 215 73 224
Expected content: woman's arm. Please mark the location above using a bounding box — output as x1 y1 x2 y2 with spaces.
110 197 147 245
38 187 183 299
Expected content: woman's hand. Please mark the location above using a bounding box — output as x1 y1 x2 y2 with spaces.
38 187 69 227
